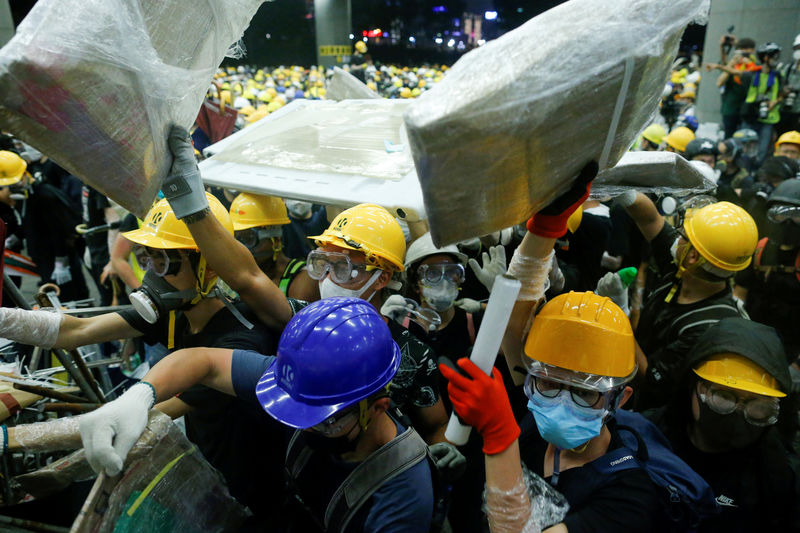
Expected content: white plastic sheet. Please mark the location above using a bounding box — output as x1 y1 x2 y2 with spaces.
404 0 710 246
0 0 262 217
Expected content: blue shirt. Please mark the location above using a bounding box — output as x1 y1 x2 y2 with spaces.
231 349 434 533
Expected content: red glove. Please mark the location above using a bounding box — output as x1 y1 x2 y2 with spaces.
527 161 599 238
439 358 520 455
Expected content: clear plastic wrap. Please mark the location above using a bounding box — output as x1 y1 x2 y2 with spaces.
404 0 710 246
0 0 262 217
72 411 249 533
507 250 553 302
326 67 381 101
591 151 717 199
8 415 82 452
0 307 63 349
483 465 570 533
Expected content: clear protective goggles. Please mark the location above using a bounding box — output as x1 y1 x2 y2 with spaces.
134 246 182 277
523 359 636 394
399 297 442 331
767 205 800 225
310 404 360 436
524 374 614 410
306 250 378 284
698 382 780 427
416 262 465 285
234 226 282 250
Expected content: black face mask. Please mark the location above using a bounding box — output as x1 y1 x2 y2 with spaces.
303 429 360 456
695 399 766 450
129 270 198 324
766 221 800 247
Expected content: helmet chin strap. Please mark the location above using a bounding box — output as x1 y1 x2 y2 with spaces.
665 243 702 302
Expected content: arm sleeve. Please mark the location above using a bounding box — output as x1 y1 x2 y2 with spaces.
562 470 660 533
231 349 275 405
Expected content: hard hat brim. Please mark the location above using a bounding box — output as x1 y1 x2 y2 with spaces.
121 227 197 250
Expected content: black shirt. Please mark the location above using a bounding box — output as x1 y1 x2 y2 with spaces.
117 302 286 523
655 413 800 532
81 185 111 260
735 240 800 362
556 209 612 292
634 224 741 410
518 414 661 533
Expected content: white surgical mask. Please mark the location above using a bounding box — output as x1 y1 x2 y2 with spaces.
793 50 800 61
421 280 459 312
670 237 680 264
319 270 382 301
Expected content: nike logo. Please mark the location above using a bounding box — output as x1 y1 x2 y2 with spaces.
716 495 737 507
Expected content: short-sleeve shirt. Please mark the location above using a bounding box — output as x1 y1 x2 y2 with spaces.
518 413 661 533
231 349 434 533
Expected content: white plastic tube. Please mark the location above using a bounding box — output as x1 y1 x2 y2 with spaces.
445 273 521 445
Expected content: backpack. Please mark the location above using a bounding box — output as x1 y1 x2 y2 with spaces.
589 410 719 532
284 410 448 533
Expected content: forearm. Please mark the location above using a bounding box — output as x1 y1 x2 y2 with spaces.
185 213 292 326
634 339 648 377
484 441 535 533
111 257 141 289
142 347 235 401
411 399 449 444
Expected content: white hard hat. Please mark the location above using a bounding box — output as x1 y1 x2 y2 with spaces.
404 232 467 270
794 33 800 48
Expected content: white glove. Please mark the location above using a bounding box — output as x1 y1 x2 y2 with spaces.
468 245 507 292
485 228 515 247
52 257 72 285
600 251 623 271
380 294 413 324
548 254 565 294
4 234 20 250
596 272 629 315
79 383 155 476
614 190 638 208
454 298 483 314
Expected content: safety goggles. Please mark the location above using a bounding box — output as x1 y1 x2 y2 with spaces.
310 404 360 436
134 246 182 277
524 374 610 409
767 205 800 225
416 263 465 285
306 250 378 284
235 227 282 250
698 383 780 427
401 297 442 331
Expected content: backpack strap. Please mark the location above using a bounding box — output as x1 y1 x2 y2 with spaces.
466 312 476 346
324 426 429 533
285 429 315 482
279 258 306 296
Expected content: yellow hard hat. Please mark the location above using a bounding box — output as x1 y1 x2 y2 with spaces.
355 41 368 54
641 123 667 146
417 79 426 88
567 205 583 234
693 353 786 398
366 81 378 92
524 291 636 384
238 104 256 117
400 87 412 98
678 90 696 100
0 151 27 186
230 193 290 230
246 109 269 123
266 101 282 113
411 88 421 97
665 126 695 153
220 82 231 90
123 193 233 249
311 203 406 271
775 130 800 148
683 201 758 272
242 89 256 100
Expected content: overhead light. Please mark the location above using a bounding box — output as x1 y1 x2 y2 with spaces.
447 39 455 47
477 39 486 46
435 37 443 44
484 11 498 20
408 36 416 43
349 33 354 39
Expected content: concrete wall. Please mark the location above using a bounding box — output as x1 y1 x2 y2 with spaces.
696 0 800 126
314 0 352 68
0 0 14 47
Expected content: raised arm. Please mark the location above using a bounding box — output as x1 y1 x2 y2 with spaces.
160 126 292 329
617 191 664 242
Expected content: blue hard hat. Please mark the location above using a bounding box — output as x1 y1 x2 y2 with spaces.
255 297 401 429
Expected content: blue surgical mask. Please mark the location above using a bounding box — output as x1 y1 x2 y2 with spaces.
527 390 604 450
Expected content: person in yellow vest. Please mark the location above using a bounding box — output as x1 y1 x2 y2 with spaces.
743 42 784 164
229 192 318 301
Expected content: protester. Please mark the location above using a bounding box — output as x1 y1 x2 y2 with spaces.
647 318 800 531
663 126 695 157
775 130 800 159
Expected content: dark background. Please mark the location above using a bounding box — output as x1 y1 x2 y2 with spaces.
11 0 706 68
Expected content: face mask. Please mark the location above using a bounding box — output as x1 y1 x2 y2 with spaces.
129 270 199 324
695 397 766 450
527 390 604 450
794 50 800 61
421 280 459 312
285 200 312 218
319 270 382 301
670 237 681 264
304 429 360 456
